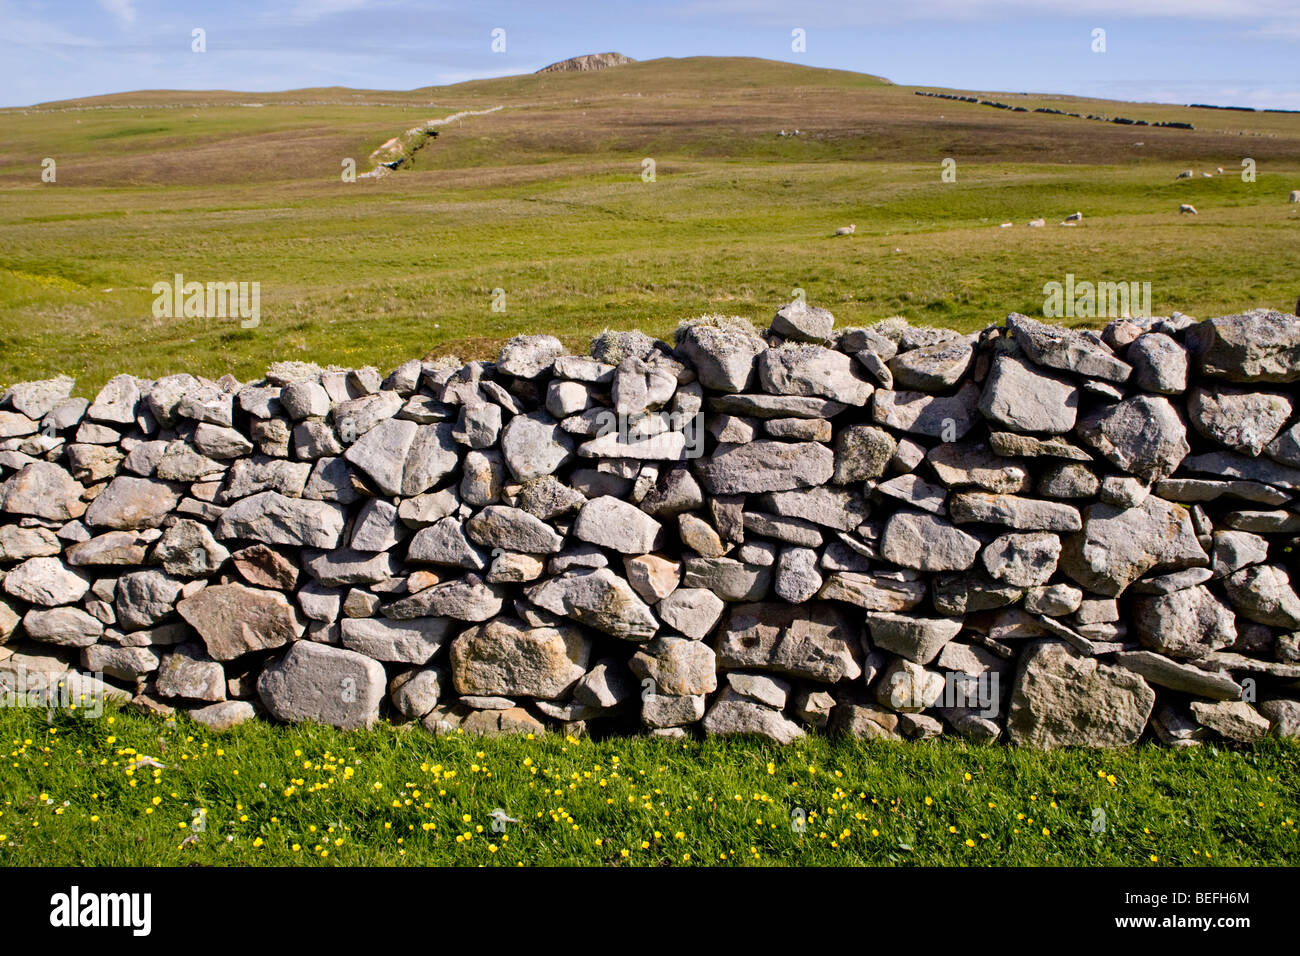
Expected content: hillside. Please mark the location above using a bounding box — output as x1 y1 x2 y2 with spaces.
0 55 1298 391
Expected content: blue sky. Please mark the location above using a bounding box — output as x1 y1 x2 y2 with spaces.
2 0 1299 109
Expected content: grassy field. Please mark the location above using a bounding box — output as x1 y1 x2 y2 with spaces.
1 704 1296 866
1 57 1299 392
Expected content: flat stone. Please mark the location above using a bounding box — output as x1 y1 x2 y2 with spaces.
1189 700 1271 742
758 345 872 405
866 611 962 664
3 556 89 606
817 571 926 611
1223 564 1300 628
927 441 1031 494
988 432 1092 461
1114 650 1242 700
451 617 591 698
1077 395 1189 481
702 696 804 743
524 568 658 641
757 486 870 531
681 557 771 601
714 601 862 682
573 496 664 554
215 492 347 548
654 587 726 640
258 641 387 730
879 511 981 571
21 606 104 646
693 440 833 494
1007 312 1132 382
978 353 1079 433
178 583 303 661
949 491 1081 531
466 505 565 554
709 394 847 419
339 616 452 664
871 383 980 439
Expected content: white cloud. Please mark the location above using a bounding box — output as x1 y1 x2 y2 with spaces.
98 0 136 26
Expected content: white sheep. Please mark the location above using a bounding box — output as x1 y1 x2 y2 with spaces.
1176 170 1193 179
1063 211 1083 222
1027 218 1046 227
1290 190 1300 203
834 224 856 236
1180 204 1198 215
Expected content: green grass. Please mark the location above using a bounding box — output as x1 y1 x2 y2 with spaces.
2 56 1299 393
1 704 1296 866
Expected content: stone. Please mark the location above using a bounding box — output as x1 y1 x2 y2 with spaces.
1006 313 1131 382
642 691 706 729
1259 700 1300 738
231 544 300 590
451 617 591 698
981 532 1061 587
654 587 726 640
765 417 831 441
87 374 141 425
890 338 973 392
3 556 89 606
178 583 303 661
21 607 104 646
154 520 230 577
216 492 347 548
1077 395 1189 481
978 353 1079 433
4 375 75 419
1184 309 1300 383
258 641 387 730
1036 462 1099 499
674 321 765 392
0 524 61 561
1133 586 1236 659
1023 583 1083 616
758 345 872 405
630 637 717 696
875 474 948 514
927 442 1031 494
770 300 834 343
818 571 927 612
831 702 902 740
467 505 565 554
714 602 862 682
524 568 658 641
339 616 451 663
832 425 897 483
342 418 417 496
623 554 680 602
726 671 791 709
177 385 234 427
223 456 312 500
876 658 946 712
497 334 564 379
193 423 254 460
302 548 399 588
1059 497 1207 596
1007 641 1155 749
573 496 664 554
1131 567 1213 594
702 696 804 743
82 477 179 531
1127 332 1189 394
708 394 846 419
866 611 962 664
879 511 981 571
189 700 256 731
1223 564 1300 628
758 486 870 531
156 644 226 701
681 557 771 601
1210 530 1269 578
384 570 502 619
389 666 445 719
1187 386 1292 456
349 498 405 552
1189 700 1271 742
694 440 833 494
500 413 574 482
1113 650 1241 700
774 546 822 602
871 383 981 439
407 517 487 570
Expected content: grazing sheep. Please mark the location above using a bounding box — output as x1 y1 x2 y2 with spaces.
1063 211 1083 223
1216 166 1224 174
1290 190 1300 203
1180 204 1198 215
1027 218 1046 227
1176 169 1194 179
834 224 856 236
1202 172 1213 178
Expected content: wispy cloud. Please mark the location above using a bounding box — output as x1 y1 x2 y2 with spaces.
98 0 136 27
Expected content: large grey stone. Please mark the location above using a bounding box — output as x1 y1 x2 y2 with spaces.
215 492 347 548
258 641 387 730
1184 309 1300 383
694 441 833 494
1077 395 1189 481
978 353 1079 433
178 583 303 661
524 568 658 640
1059 497 1207 596
451 617 591 698
879 511 981 571
714 601 862 682
340 616 452 664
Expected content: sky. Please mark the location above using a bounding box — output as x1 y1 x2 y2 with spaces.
2 0 1299 110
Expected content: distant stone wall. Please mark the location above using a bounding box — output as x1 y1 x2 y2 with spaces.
2 304 1299 747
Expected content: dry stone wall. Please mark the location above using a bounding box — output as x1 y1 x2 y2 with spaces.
3 303 1300 748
